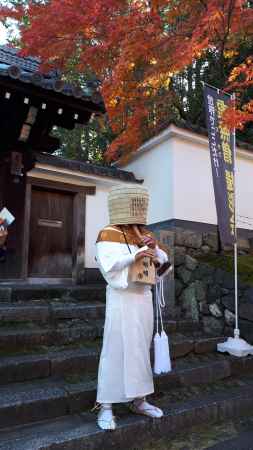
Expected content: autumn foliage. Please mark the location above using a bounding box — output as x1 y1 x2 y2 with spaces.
1 0 253 161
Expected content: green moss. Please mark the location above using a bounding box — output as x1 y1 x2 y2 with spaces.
63 372 97 384
0 345 49 357
137 421 238 450
138 414 253 450
199 253 253 286
0 321 38 329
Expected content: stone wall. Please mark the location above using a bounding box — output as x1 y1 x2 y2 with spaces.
155 226 253 342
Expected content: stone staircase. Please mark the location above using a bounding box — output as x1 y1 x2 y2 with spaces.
0 284 253 450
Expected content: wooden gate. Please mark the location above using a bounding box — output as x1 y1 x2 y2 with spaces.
28 187 74 278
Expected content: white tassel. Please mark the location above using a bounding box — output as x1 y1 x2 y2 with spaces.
154 332 163 375
160 330 171 373
153 280 172 374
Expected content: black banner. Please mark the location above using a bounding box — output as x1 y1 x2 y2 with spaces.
204 84 235 246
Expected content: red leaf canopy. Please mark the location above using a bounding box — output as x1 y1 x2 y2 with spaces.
1 0 253 161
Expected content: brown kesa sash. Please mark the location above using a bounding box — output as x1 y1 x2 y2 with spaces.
97 225 156 246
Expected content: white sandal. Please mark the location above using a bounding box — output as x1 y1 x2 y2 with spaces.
95 404 117 431
130 398 163 419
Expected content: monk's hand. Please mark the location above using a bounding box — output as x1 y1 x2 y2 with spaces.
135 248 156 262
142 235 156 249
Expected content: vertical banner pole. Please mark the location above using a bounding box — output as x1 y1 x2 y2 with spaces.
203 82 253 356
232 92 240 337
234 240 239 331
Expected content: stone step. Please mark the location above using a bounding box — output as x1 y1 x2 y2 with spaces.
1 373 253 449
0 316 207 351
0 321 105 351
0 353 250 430
0 335 230 385
139 410 253 450
0 347 100 385
0 303 198 334
0 284 106 303
0 302 106 323
206 431 253 450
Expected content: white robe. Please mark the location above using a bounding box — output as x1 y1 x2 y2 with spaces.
96 240 168 404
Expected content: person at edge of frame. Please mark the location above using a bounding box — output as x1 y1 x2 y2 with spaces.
94 185 172 431
0 218 8 262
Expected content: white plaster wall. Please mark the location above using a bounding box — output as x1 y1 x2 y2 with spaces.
85 185 109 268
124 141 173 224
236 154 253 230
123 126 253 230
171 133 253 228
171 135 217 224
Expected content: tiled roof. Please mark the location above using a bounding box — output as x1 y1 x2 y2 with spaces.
160 119 253 152
169 119 253 153
138 118 253 155
36 153 142 183
0 46 104 108
0 46 40 72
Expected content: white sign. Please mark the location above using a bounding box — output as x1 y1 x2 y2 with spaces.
0 208 15 226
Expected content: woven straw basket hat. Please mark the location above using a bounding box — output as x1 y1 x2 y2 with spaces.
108 185 149 225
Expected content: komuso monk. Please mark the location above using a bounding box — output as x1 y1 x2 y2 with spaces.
95 186 171 430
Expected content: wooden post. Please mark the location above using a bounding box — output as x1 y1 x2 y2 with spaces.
72 192 86 284
21 181 32 279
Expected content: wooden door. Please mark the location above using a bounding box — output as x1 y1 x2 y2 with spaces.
28 187 74 278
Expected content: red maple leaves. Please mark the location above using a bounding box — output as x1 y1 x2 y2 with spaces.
1 0 253 161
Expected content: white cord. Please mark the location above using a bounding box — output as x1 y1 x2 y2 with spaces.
156 283 159 334
155 279 165 333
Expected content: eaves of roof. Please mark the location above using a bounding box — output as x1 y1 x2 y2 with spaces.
0 46 104 112
170 119 253 153
36 153 143 184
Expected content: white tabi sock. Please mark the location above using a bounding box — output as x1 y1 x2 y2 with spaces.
97 403 117 431
131 398 164 418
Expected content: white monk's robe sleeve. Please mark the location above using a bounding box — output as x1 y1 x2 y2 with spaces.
96 241 135 289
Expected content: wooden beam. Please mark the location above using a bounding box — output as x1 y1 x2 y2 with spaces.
0 76 104 115
28 177 96 195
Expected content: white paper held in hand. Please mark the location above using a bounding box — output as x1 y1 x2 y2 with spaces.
0 208 15 226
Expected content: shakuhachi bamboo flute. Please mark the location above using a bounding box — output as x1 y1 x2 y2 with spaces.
132 225 145 246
